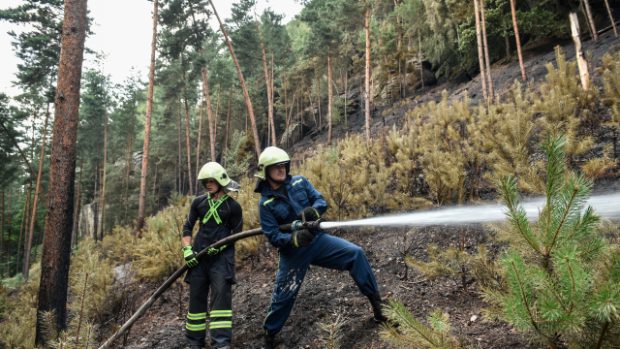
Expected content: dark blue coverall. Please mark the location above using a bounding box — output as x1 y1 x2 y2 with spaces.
255 175 380 336
183 194 243 348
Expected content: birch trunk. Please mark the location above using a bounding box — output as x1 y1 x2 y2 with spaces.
136 0 158 234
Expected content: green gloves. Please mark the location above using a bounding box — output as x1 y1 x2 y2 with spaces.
206 244 228 256
182 245 198 268
291 229 315 248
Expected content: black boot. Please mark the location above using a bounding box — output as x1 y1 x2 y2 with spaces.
264 332 276 349
368 293 388 324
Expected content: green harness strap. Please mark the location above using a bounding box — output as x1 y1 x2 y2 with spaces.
202 194 229 225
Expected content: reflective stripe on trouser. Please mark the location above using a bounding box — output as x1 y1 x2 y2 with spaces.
263 233 379 335
186 257 233 348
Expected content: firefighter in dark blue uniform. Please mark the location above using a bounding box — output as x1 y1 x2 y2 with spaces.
181 162 243 349
254 147 388 349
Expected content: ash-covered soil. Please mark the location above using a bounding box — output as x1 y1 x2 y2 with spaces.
111 225 539 349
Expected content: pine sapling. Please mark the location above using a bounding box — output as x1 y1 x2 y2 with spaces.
491 134 619 348
381 300 460 349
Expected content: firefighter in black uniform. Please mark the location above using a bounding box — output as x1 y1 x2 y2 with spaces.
181 162 243 349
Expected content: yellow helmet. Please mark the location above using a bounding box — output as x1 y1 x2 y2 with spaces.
197 162 240 192
256 146 290 180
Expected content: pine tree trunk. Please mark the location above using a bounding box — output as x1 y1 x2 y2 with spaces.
570 12 590 90
208 0 261 158
258 28 275 146
17 188 30 275
364 6 372 146
510 0 527 81
201 67 216 161
603 0 617 37
177 111 182 193
93 163 99 240
136 0 158 235
224 92 231 160
99 114 108 238
270 54 276 145
474 0 488 100
213 85 221 147
480 0 494 99
418 31 424 89
344 69 348 127
23 108 50 279
317 75 322 130
0 190 4 276
195 104 204 174
72 158 83 247
183 96 194 195
581 0 598 41
327 55 333 144
123 135 132 223
36 0 88 344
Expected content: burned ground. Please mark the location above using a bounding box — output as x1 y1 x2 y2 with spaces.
108 30 620 349
115 225 539 349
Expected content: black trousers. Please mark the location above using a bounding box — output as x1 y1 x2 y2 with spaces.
185 254 233 348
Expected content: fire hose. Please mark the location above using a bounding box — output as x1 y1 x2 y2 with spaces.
98 220 322 349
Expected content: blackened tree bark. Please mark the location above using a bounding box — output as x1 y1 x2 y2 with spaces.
35 0 88 345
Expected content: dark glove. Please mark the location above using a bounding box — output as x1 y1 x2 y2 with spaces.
182 245 198 268
300 207 321 222
291 229 315 248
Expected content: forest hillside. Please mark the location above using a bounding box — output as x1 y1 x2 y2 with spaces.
1 0 620 348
